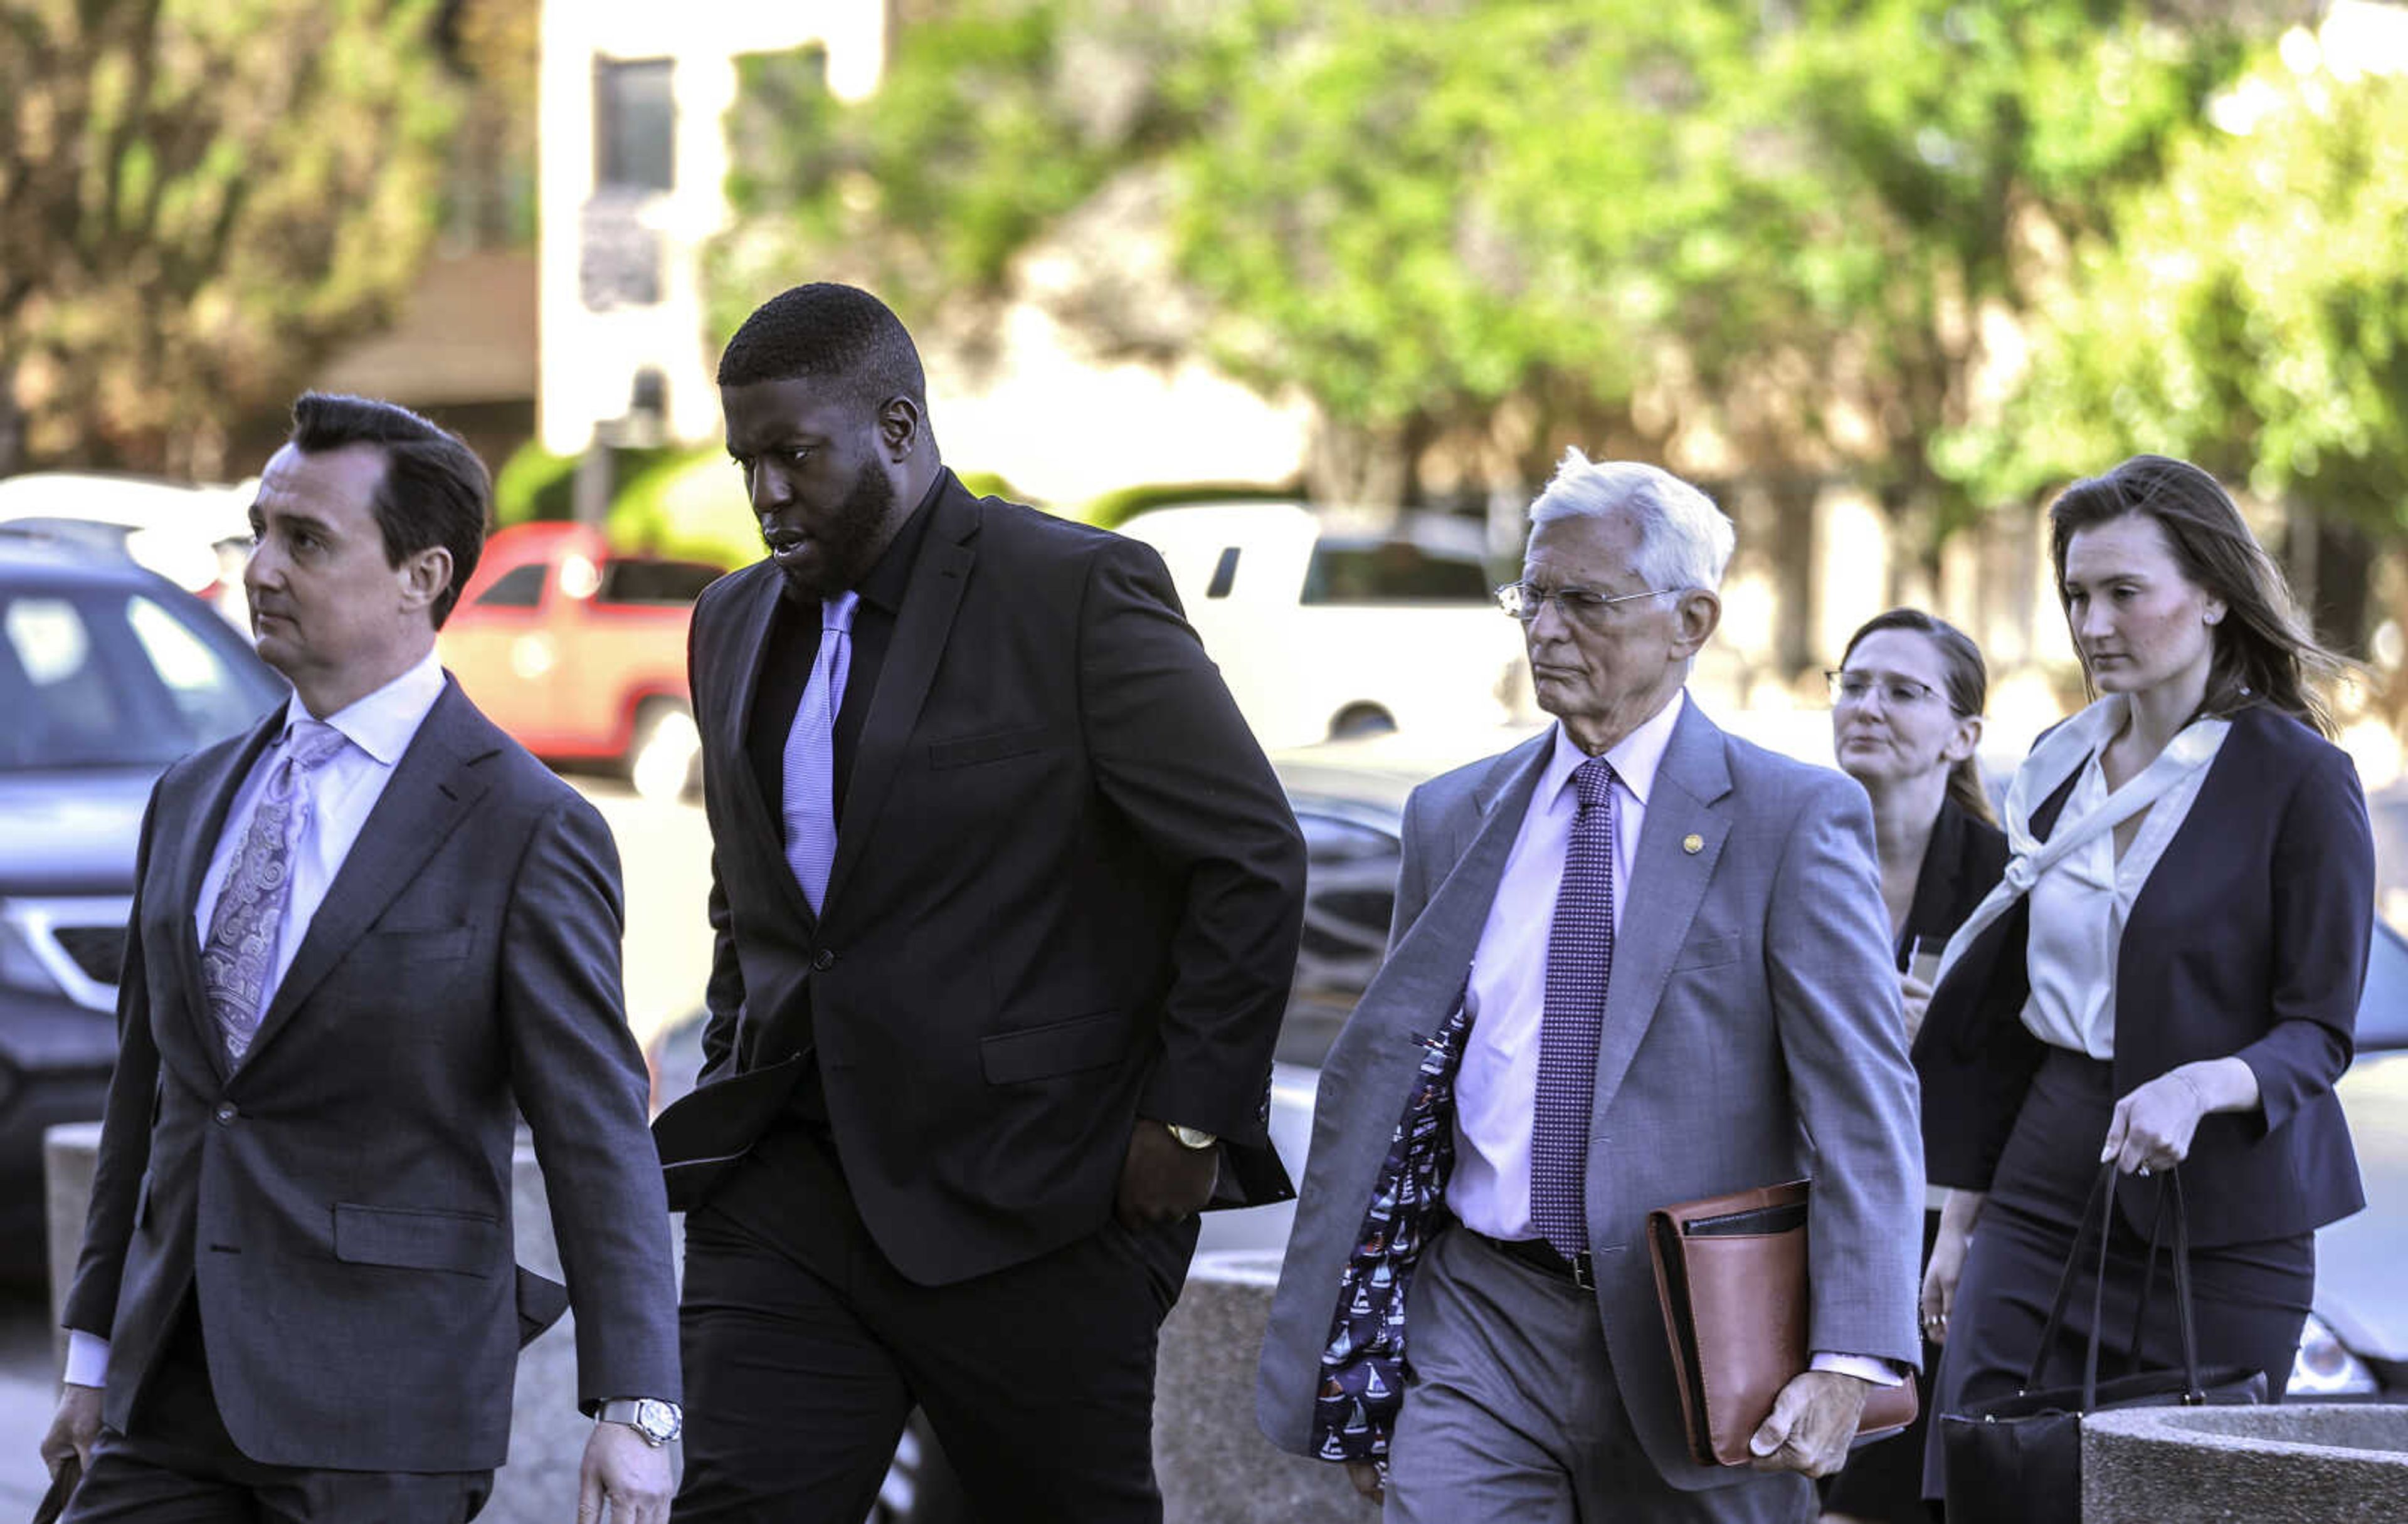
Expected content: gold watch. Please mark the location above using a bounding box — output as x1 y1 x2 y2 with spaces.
1165 1122 1218 1150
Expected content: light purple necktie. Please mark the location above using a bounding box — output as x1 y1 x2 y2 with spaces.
782 591 858 914
199 718 349 1064
1533 755 1617 1259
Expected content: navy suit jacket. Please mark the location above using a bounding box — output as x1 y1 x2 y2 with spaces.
1914 703 2372 1246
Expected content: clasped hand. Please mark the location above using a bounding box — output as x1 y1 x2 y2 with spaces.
1746 1369 1872 1479
1115 1117 1218 1229
2100 1068 2211 1176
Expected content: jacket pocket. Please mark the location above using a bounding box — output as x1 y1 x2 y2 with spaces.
981 1009 1131 1085
332 1202 502 1276
1670 933 1742 972
929 726 1052 769
358 926 474 962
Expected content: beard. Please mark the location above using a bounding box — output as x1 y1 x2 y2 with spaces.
769 457 898 602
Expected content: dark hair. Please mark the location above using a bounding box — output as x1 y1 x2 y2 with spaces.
1842 607 1995 824
287 392 489 628
716 283 927 418
2047 454 2345 737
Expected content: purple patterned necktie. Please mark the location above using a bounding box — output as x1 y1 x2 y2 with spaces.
1533 755 1617 1258
782 591 858 914
199 718 349 1064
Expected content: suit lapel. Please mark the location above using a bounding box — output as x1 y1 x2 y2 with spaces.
236 682 492 1075
1591 698 1731 1122
1372 734 1552 1017
821 481 979 915
169 712 285 1087
717 567 819 934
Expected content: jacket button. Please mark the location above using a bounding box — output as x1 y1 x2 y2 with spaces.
213 1103 236 1125
813 949 837 972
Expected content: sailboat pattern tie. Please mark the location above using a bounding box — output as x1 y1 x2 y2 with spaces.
198 718 349 1065
1533 755 1616 1259
783 591 858 914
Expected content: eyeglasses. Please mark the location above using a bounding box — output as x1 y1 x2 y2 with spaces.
1494 581 1680 624
1825 670 1950 710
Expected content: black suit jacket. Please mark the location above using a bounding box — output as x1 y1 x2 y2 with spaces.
666 473 1307 1285
1899 797 2009 970
1914 703 2372 1246
62 680 680 1471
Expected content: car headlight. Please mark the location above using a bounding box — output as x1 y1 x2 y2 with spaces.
2289 1312 2382 1397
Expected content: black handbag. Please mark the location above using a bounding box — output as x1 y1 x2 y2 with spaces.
1939 1164 2268 1524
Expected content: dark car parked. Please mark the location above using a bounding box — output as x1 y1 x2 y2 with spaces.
0 529 284 1284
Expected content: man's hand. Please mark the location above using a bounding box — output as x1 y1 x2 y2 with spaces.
577 1419 672 1524
39 1384 100 1482
1746 1369 1871 1479
1115 1118 1218 1229
1343 1458 1386 1505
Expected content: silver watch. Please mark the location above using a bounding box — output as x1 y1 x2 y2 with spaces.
598 1397 682 1448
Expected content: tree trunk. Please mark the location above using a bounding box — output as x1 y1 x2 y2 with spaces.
1770 474 1819 679
0 359 22 478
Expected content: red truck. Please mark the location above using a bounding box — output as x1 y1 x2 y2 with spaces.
439 521 726 800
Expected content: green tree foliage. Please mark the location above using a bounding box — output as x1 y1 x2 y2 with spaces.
0 0 460 476
709 0 2305 549
1942 43 2408 534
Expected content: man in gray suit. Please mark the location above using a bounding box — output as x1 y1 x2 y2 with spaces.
1257 453 1922 1521
38 394 682 1521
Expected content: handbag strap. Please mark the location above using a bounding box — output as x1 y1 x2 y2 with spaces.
2033 1162 2210 1406
2021 1161 2117 1395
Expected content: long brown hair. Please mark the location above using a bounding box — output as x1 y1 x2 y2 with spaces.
2047 455 2346 737
1840 607 1995 825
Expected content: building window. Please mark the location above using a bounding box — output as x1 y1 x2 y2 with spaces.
594 57 674 193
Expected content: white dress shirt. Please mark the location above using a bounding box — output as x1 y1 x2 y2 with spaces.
2019 727 2226 1058
66 649 447 1389
1449 691 1895 1386
1452 693 1683 1239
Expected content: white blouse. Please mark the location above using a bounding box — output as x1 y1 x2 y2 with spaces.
2018 730 2228 1058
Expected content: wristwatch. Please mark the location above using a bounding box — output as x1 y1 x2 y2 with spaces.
598 1397 683 1448
1165 1122 1218 1150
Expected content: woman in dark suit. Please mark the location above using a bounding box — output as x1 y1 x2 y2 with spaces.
1820 609 2008 1524
1915 455 2372 1503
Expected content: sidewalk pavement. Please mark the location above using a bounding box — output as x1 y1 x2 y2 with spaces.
0 1296 57 1515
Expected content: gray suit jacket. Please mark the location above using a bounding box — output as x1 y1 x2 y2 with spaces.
1256 698 1923 1490
62 679 680 1472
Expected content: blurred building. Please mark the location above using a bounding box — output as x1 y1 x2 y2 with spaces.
534 0 1311 505
537 3 887 459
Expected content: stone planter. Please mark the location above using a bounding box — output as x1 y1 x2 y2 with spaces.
2082 1401 2408 1522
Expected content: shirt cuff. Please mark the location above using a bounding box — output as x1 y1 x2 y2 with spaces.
1810 1351 1904 1387
63 1330 109 1389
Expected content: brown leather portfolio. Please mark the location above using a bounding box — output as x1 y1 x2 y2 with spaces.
1647 1179 1919 1467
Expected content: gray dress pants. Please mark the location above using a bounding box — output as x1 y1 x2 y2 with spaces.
1386 1228 1814 1524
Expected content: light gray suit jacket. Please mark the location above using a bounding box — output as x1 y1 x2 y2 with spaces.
1255 697 1923 1490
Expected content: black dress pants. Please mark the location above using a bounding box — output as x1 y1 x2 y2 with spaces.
64 1301 492 1524
1921 1048 2313 1503
673 1121 1196 1524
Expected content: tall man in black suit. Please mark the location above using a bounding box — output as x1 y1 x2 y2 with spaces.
655 283 1307 1521
38 395 682 1522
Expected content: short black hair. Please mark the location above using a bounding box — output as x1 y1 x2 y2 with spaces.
716 283 927 416
288 392 489 628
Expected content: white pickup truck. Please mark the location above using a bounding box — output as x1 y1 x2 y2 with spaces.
1117 501 1538 750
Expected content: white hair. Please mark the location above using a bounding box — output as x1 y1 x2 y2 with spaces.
1526 448 1735 592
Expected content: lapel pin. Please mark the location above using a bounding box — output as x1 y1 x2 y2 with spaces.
1682 833 1704 854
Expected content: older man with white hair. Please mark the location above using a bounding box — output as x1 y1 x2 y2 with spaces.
1255 452 1923 1521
